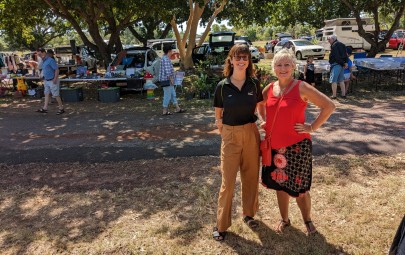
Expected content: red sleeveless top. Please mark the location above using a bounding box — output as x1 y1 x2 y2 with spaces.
265 81 311 149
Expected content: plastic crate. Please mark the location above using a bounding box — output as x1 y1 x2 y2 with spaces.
98 87 120 103
60 87 84 102
35 87 44 99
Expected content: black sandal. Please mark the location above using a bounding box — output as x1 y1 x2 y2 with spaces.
36 108 47 113
212 226 226 241
56 109 65 115
304 220 318 235
243 216 259 229
162 112 172 116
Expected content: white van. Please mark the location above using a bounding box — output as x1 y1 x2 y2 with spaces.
318 18 375 51
147 39 180 65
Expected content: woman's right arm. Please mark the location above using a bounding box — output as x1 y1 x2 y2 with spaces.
215 107 223 134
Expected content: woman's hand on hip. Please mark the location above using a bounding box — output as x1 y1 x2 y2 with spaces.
294 123 313 134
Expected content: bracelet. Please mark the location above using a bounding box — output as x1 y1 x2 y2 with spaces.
215 119 222 123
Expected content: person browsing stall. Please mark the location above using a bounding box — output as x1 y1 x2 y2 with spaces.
212 44 263 241
328 35 348 99
12 63 29 91
303 56 315 86
158 45 185 115
257 48 335 235
343 47 355 95
36 49 64 115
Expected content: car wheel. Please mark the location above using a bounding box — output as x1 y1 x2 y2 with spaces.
296 52 303 60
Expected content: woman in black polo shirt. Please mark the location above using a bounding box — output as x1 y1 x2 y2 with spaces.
212 44 263 241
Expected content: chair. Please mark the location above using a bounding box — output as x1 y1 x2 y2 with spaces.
174 71 185 93
353 52 369 81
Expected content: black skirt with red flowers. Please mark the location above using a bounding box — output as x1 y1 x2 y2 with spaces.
261 138 312 197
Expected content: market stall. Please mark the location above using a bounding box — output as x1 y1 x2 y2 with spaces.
353 57 405 90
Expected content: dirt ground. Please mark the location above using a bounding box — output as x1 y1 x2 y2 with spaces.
0 88 404 165
0 77 405 254
0 89 404 255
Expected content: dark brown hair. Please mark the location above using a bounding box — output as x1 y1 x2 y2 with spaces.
223 44 255 77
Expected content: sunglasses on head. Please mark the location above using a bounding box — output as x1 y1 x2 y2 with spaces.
233 55 249 61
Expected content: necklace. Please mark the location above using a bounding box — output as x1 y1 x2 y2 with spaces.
273 79 295 97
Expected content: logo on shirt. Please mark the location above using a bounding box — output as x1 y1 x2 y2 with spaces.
248 91 254 96
228 94 233 98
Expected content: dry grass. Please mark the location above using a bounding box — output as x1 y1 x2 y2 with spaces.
0 153 404 255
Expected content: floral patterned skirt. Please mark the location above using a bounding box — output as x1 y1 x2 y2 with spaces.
261 138 312 197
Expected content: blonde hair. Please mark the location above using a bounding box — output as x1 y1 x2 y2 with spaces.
271 48 297 73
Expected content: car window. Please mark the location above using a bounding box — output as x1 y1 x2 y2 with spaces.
152 43 162 51
293 40 314 46
211 35 233 43
55 47 73 54
280 36 293 41
163 42 176 50
125 53 145 68
276 41 286 47
147 50 158 65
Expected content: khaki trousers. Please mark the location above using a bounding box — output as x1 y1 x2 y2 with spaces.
217 123 260 231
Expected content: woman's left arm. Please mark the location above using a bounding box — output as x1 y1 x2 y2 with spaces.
295 82 336 133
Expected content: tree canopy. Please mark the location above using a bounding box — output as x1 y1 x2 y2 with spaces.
0 0 68 50
1 0 404 65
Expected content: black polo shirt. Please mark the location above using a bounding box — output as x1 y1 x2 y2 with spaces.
213 77 263 126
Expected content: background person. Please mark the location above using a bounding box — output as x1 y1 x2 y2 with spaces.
257 48 335 235
158 45 185 115
327 35 348 99
12 63 29 91
36 49 64 115
212 44 263 241
344 48 354 95
36 48 45 78
303 56 315 86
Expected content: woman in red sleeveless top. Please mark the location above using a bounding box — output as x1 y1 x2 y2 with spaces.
257 48 335 235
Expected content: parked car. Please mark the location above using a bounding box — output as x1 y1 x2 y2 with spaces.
234 40 260 63
300 35 314 41
270 33 293 53
54 45 98 73
249 46 261 63
147 39 181 65
387 31 405 49
235 35 252 46
108 46 160 91
274 39 325 60
192 31 236 65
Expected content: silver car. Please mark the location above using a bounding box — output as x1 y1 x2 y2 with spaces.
274 39 325 60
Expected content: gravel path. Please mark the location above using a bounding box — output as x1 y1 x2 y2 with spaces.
0 94 404 165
